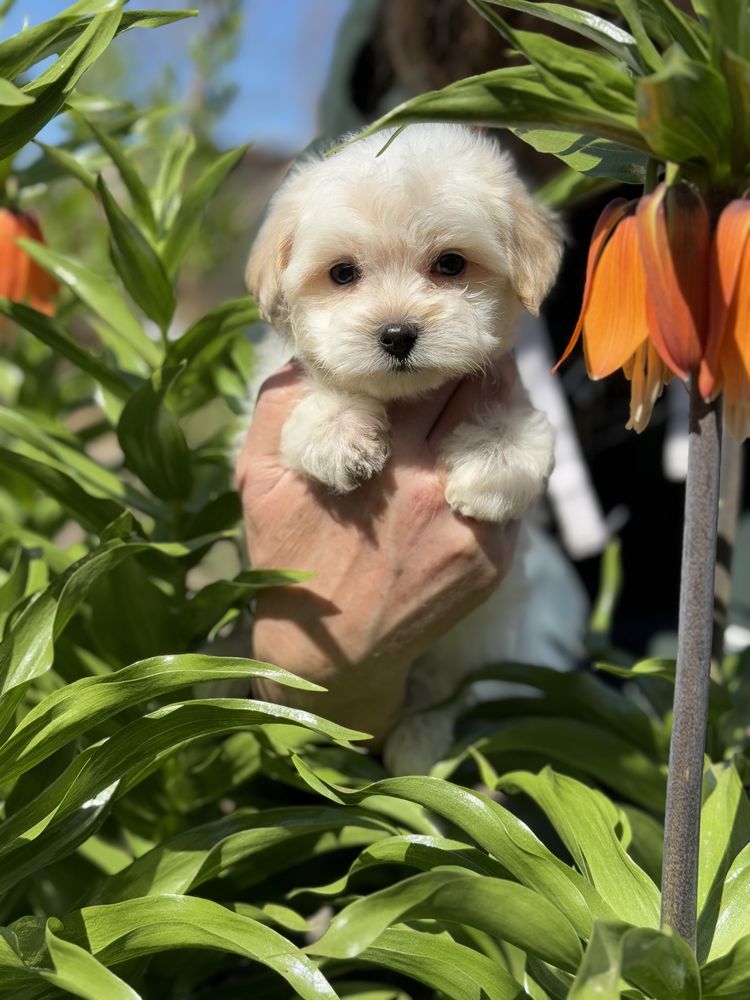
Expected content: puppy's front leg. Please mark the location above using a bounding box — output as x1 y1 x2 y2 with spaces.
281 386 390 494
440 380 554 522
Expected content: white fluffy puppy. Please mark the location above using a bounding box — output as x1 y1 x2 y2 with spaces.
246 124 564 772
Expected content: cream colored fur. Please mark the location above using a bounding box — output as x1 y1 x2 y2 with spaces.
246 124 564 773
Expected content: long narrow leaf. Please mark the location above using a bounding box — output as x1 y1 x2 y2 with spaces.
97 175 175 332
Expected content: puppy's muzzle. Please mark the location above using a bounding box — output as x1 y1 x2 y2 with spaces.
377 322 419 361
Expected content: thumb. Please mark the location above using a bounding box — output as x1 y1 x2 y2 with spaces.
427 354 518 451
235 362 308 491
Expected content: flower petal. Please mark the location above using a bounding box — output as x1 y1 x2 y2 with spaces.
0 209 58 314
636 183 709 380
718 230 750 440
702 199 750 399
553 198 630 372
582 211 649 379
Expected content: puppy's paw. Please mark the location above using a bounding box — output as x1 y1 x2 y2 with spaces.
441 406 554 523
282 390 390 493
298 423 389 493
445 469 523 522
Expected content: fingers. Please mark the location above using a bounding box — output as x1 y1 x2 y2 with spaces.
472 516 521 574
427 354 518 451
235 361 308 489
387 379 460 463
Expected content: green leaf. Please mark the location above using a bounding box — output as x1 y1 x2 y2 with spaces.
17 232 161 367
614 0 663 71
97 804 393 903
482 0 641 69
567 921 626 999
85 116 156 233
41 921 139 1000
0 702 367 894
117 9 198 33
357 927 528 1000
311 869 583 972
722 48 750 175
161 144 249 275
24 4 123 96
498 769 661 927
0 16 76 81
702 0 750 63
151 128 196 229
0 5 192 80
471 3 638 114
640 0 709 61
0 406 161 517
117 365 192 500
0 8 122 160
512 128 648 183
635 47 732 168
0 544 48 635
453 662 662 755
0 654 310 782
596 656 676 681
59 896 338 1000
701 840 750 961
696 763 750 957
357 66 651 156
0 297 134 399
97 175 175 333
292 758 611 939
536 166 616 210
180 569 312 641
0 538 150 699
0 771 118 897
570 921 700 1000
294 832 509 899
0 77 33 106
0 448 124 532
167 296 260 369
440 717 667 811
34 140 98 191
702 933 750 999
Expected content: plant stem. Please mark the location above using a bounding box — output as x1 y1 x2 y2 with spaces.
660 383 722 948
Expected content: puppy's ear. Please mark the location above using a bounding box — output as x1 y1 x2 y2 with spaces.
245 186 297 325
505 186 565 316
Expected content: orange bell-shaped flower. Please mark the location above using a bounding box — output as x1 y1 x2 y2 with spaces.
556 197 673 431
636 183 710 382
705 198 750 440
0 208 58 315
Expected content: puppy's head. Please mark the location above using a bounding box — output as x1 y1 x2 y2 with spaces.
247 124 563 399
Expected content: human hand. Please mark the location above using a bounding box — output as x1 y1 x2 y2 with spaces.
235 359 520 744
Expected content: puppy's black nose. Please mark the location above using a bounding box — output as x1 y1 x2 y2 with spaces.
377 322 419 360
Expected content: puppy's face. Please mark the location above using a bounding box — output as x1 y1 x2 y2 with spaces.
247 125 563 400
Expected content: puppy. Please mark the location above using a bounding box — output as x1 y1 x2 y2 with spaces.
246 124 564 772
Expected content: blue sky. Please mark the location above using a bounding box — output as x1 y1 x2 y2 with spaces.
4 0 352 154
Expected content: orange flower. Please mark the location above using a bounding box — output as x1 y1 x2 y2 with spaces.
557 183 711 432
555 196 673 432
703 199 750 441
636 183 710 381
0 208 58 315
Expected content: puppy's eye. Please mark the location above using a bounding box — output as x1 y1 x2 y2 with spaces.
329 262 360 285
432 252 466 277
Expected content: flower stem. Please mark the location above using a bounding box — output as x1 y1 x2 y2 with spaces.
660 382 722 949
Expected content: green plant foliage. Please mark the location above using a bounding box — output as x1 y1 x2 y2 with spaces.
1 2 750 998
360 0 750 191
